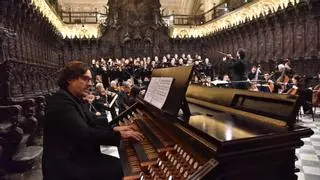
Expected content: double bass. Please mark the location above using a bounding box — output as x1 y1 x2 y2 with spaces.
277 66 290 93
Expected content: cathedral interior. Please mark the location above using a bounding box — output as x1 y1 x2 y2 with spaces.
0 0 320 180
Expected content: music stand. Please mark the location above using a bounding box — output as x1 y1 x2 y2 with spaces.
151 66 194 118
257 85 271 93
106 94 118 108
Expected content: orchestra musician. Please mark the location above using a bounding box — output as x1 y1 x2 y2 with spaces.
117 81 132 113
203 58 213 79
42 61 143 180
284 58 294 77
248 65 262 91
284 75 300 95
92 83 118 122
312 73 320 108
263 73 275 93
275 64 290 93
286 75 314 114
248 65 261 81
222 48 249 89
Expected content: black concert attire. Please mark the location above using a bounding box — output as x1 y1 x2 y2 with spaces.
248 72 256 80
91 65 99 84
42 89 123 180
248 72 263 81
91 92 109 125
100 67 110 89
93 91 118 120
203 62 213 78
225 57 249 89
128 86 140 106
117 90 130 114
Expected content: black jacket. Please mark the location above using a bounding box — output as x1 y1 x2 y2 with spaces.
226 58 248 81
42 89 122 180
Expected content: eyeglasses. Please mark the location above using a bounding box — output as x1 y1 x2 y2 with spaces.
81 75 92 82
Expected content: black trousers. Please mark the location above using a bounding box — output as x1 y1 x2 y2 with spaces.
232 82 248 90
43 154 123 180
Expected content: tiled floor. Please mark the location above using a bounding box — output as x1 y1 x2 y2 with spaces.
295 113 320 180
3 111 320 180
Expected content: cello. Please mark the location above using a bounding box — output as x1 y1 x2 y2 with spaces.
248 66 260 91
266 72 275 92
285 75 300 96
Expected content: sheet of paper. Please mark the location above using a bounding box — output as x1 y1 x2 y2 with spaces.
144 77 174 109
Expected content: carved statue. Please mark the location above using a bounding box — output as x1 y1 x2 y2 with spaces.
0 26 16 63
0 27 16 39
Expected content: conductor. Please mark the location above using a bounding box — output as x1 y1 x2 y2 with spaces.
222 48 249 89
42 61 143 180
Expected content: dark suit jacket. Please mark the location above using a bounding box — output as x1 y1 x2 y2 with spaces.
42 89 122 180
226 58 248 81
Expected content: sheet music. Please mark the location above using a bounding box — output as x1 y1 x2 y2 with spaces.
144 77 174 109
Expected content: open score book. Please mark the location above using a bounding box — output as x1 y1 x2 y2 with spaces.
143 77 174 109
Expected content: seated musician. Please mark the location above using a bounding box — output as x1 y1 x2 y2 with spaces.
205 76 212 87
108 89 120 118
263 73 276 93
117 81 131 113
211 74 230 88
247 65 263 91
284 58 295 77
248 65 258 80
274 64 290 93
109 80 120 93
94 83 118 120
284 75 300 94
83 92 108 127
178 58 185 66
43 61 143 180
95 74 103 84
127 86 141 106
192 74 200 84
292 75 313 114
223 74 231 82
312 75 320 109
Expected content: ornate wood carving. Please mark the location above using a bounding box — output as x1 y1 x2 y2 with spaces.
99 0 168 58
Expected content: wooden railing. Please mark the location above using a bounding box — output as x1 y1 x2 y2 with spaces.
61 11 99 24
45 0 252 25
167 0 253 25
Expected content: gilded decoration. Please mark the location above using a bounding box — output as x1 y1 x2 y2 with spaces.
32 0 300 39
172 0 300 38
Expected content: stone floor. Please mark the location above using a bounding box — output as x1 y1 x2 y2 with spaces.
295 112 320 180
2 111 320 180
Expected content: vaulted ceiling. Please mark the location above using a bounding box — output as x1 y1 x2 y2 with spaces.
58 0 223 15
